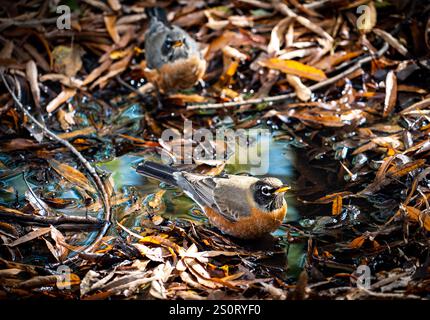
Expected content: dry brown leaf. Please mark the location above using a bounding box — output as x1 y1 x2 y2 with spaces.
25 60 40 108
268 17 292 55
349 235 366 249
404 206 430 231
388 159 426 179
383 70 397 117
228 15 253 28
260 58 327 81
46 88 77 113
133 243 164 262
107 0 121 11
274 1 333 42
52 45 83 78
82 59 112 86
400 97 430 115
174 10 206 28
91 49 132 89
40 73 83 88
104 15 120 44
48 159 96 193
222 46 248 61
44 226 69 262
7 227 51 247
373 28 408 56
205 31 264 61
286 74 311 102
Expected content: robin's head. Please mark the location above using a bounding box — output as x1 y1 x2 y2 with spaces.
161 28 190 61
252 178 290 212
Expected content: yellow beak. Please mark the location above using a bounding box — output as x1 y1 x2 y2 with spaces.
172 40 184 48
274 185 291 194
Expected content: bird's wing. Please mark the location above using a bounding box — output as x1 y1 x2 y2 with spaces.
177 173 257 222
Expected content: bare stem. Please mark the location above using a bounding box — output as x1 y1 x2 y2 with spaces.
0 72 111 255
187 43 389 111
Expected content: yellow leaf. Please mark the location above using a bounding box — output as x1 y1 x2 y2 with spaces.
259 58 327 81
332 196 342 216
109 49 129 60
349 235 366 249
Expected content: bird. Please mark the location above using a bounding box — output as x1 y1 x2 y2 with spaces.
136 161 290 239
143 7 206 94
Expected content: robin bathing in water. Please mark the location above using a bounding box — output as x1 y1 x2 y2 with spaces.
143 7 206 94
136 161 290 239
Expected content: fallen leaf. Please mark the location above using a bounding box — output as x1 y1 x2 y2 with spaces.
349 235 366 249
374 28 408 56
268 17 292 55
404 206 430 231
48 159 96 193
52 45 83 78
286 74 311 101
7 227 51 247
25 60 40 108
332 196 342 216
46 88 77 113
259 58 327 81
104 15 120 44
383 70 397 117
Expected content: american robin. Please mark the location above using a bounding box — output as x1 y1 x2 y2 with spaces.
143 7 206 94
136 161 290 239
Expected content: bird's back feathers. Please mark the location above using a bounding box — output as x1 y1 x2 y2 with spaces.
145 7 169 25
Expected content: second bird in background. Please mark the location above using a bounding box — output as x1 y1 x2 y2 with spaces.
143 7 207 94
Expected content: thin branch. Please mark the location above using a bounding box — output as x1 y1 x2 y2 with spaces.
0 210 103 230
0 72 111 254
187 43 389 111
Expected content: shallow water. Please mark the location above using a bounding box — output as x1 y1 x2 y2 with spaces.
99 134 305 278
0 132 306 278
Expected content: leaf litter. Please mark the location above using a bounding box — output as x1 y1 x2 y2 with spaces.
0 0 429 300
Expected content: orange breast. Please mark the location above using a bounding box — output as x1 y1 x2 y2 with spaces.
203 205 287 239
144 55 206 93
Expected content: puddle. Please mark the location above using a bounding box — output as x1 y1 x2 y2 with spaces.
0 130 305 278
99 133 305 278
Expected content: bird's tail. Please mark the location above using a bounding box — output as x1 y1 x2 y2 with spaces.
136 161 178 186
145 7 169 25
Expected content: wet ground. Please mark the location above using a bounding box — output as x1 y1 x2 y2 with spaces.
0 129 306 279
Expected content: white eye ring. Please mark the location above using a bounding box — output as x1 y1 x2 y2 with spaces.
261 186 272 196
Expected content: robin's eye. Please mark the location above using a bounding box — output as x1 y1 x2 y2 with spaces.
261 186 272 196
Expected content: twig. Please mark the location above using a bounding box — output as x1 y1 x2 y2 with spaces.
187 43 389 111
0 72 111 254
353 287 421 300
115 75 147 100
0 209 103 228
